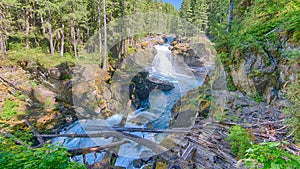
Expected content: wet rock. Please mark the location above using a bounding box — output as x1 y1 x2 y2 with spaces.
140 150 154 162
133 159 143 168
170 86 210 128
129 71 174 109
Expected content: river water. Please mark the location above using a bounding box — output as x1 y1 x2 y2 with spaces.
53 39 206 168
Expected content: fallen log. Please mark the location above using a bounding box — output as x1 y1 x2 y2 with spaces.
85 126 189 134
25 118 45 147
68 140 130 157
38 131 169 155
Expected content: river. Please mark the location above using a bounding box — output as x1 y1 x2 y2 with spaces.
53 38 206 168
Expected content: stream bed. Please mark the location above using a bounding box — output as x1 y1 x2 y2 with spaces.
53 40 207 168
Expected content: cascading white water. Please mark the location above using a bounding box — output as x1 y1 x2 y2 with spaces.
53 38 205 169
151 45 176 76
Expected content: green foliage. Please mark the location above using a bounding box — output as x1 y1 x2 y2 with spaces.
0 136 86 169
14 91 26 101
53 104 60 111
45 98 52 109
250 92 264 103
126 45 136 56
226 125 252 159
0 99 22 120
283 75 300 143
227 76 237 91
29 80 39 88
3 47 75 69
180 0 209 34
244 142 300 169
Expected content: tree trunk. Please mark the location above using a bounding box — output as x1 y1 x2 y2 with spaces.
97 0 102 54
46 2 55 56
25 7 30 49
0 8 5 60
0 36 5 60
76 27 80 45
118 1 125 64
40 13 46 37
71 18 77 57
227 0 234 33
102 0 107 71
60 23 64 57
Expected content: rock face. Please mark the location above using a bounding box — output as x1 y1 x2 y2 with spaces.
228 40 300 103
168 39 296 168
170 86 210 128
171 36 216 68
229 51 278 101
129 71 174 109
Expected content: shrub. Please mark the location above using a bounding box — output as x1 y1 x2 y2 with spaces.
226 125 252 159
0 136 86 169
283 75 300 143
0 99 21 120
243 142 300 169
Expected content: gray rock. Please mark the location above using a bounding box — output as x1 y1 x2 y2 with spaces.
133 159 143 168
140 150 154 162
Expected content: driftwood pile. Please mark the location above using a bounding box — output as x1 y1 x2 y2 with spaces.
4 115 300 169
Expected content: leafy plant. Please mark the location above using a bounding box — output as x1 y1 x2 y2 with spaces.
29 80 39 88
0 136 86 169
45 98 52 109
243 142 300 169
0 99 22 120
227 76 237 91
283 75 300 143
226 125 252 159
250 92 264 103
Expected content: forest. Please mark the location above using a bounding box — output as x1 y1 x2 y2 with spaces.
0 0 300 169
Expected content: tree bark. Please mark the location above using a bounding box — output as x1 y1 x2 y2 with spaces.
46 2 54 56
102 0 107 71
76 27 81 45
71 18 77 57
97 0 102 54
0 36 5 60
227 0 234 33
118 1 125 65
25 2 30 49
40 13 46 37
60 23 64 57
0 8 5 59
68 140 130 157
25 118 45 147
38 132 169 155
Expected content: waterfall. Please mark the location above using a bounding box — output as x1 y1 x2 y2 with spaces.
151 45 176 77
52 37 206 169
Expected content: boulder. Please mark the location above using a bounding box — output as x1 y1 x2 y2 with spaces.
129 71 174 109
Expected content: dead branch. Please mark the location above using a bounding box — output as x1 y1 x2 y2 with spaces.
38 131 169 155
25 118 45 147
85 126 189 134
68 140 130 157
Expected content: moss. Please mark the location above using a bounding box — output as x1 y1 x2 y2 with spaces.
0 47 75 69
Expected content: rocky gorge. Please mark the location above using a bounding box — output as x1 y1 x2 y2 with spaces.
0 34 299 168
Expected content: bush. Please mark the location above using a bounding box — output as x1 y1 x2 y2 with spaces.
243 142 300 169
0 99 22 120
283 75 300 143
0 136 86 169
226 125 252 159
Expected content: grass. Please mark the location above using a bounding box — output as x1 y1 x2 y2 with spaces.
0 46 76 69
